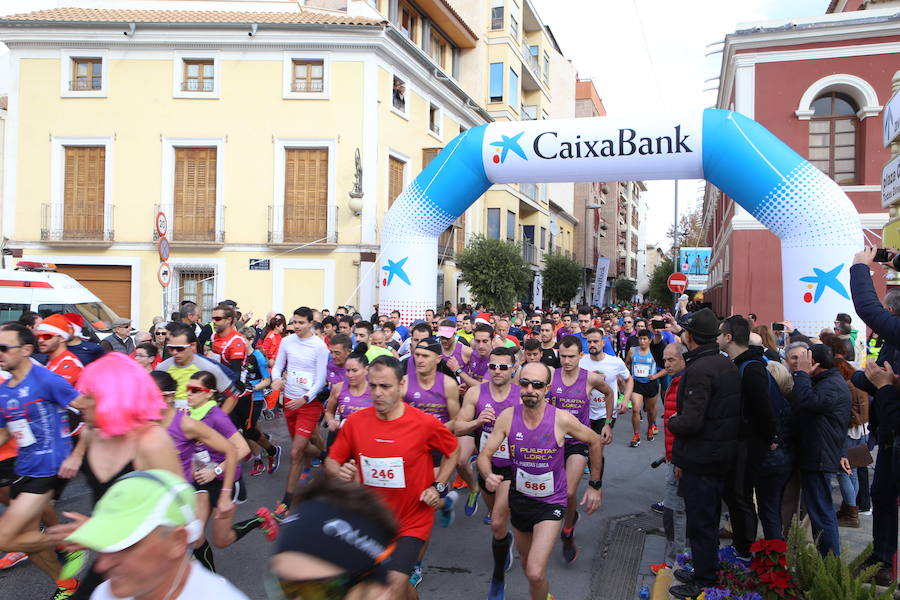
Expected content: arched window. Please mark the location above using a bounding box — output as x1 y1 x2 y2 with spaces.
808 92 858 185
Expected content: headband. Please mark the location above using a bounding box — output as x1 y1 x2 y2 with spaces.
415 338 442 356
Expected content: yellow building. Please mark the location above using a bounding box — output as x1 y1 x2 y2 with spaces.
0 0 577 323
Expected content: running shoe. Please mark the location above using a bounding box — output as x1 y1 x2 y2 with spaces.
504 540 514 572
649 562 668 574
650 502 664 514
488 579 505 600
583 465 590 475
58 550 86 580
0 552 27 570
629 434 641 448
647 424 659 441
439 491 458 528
50 578 79 599
256 507 280 541
268 445 283 474
298 468 312 485
483 514 492 525
250 458 265 477
233 480 247 505
465 490 480 516
409 563 423 588
274 502 290 520
452 474 466 489
311 458 323 468
560 515 578 563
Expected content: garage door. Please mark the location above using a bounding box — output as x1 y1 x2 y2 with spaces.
55 264 132 319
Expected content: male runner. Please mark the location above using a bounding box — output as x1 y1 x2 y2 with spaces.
580 328 632 435
454 347 519 599
37 315 84 386
538 320 561 369
572 308 615 356
479 360 604 600
0 323 82 598
236 326 281 478
625 329 664 447
327 356 460 600
323 333 351 410
548 335 612 563
457 324 494 389
210 304 248 378
271 307 330 514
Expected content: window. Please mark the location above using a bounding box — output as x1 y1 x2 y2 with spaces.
491 0 504 30
284 148 328 243
543 51 550 84
71 57 101 91
506 210 516 241
63 146 106 239
0 304 27 323
430 31 448 70
182 59 214 92
423 148 441 168
429 103 441 136
399 1 418 42
292 59 324 93
509 68 519 110
487 208 501 239
392 75 407 113
510 12 518 38
389 156 405 207
540 226 546 249
178 269 216 322
489 63 503 103
808 92 858 185
173 147 217 241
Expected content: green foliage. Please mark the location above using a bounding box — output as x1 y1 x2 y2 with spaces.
787 518 897 600
541 252 582 307
457 235 532 310
648 256 675 304
614 278 637 302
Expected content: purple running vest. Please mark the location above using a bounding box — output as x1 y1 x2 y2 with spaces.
337 385 372 421
405 371 449 423
327 363 348 388
475 382 520 468
442 341 466 368
467 351 490 380
548 368 590 446
508 403 567 506
166 411 195 482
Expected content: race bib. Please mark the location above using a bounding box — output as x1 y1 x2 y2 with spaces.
480 431 510 459
288 369 313 391
634 363 651 378
360 455 406 489
590 395 607 417
8 419 36 447
193 450 211 466
516 468 553 498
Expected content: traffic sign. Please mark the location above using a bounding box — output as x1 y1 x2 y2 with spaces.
667 272 688 294
884 88 900 147
157 261 172 287
157 235 171 262
156 211 168 237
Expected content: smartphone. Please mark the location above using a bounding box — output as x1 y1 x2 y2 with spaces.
874 248 891 263
651 321 665 330
772 322 785 331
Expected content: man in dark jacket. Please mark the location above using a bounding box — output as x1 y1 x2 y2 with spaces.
789 344 851 557
718 315 774 560
667 308 742 599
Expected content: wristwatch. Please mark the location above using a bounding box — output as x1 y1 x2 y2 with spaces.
454 368 463 376
213 464 223 477
604 417 616 428
588 479 602 490
432 481 447 494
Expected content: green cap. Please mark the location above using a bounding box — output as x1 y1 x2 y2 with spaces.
66 470 198 552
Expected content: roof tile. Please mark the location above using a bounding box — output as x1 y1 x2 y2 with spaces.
0 7 382 26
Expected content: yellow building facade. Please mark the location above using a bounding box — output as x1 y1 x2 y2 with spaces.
1 0 577 324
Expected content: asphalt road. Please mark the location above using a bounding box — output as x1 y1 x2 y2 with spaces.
1 412 667 600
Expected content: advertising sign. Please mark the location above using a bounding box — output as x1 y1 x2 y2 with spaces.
679 247 711 290
533 272 543 307
883 153 900 209
884 88 900 147
592 256 610 306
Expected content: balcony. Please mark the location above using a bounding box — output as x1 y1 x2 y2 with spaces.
169 204 225 245
521 105 538 120
41 203 114 245
520 182 537 201
522 240 538 265
268 204 337 246
69 79 101 91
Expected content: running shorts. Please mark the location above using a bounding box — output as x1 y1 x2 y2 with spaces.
477 464 513 493
632 380 660 399
388 536 425 577
0 457 15 487
508 489 565 533
564 442 589 461
10 475 69 501
285 401 324 439
230 395 263 434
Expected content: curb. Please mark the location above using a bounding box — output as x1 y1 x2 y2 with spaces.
652 567 673 600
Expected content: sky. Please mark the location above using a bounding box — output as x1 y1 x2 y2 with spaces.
0 0 829 251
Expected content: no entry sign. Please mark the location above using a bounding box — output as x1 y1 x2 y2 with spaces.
667 272 688 294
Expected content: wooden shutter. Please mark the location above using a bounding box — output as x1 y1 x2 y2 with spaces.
388 156 405 208
174 148 216 241
63 146 105 238
284 148 328 243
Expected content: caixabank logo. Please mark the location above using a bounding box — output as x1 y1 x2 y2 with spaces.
490 132 528 164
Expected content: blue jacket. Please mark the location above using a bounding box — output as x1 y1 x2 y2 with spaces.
789 369 851 472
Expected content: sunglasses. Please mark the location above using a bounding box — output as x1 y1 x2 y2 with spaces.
211 316 228 322
134 353 150 359
263 569 371 600
488 363 512 371
519 378 547 389
155 332 168 336
0 344 22 353
187 385 213 394
166 344 190 352
37 334 57 341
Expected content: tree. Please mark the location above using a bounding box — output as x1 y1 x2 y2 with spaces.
667 206 705 250
541 251 583 307
648 256 675 304
457 235 532 310
614 278 637 302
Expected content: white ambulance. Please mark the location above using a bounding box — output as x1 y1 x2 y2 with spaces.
0 261 122 341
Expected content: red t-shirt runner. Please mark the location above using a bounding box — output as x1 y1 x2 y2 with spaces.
46 350 84 386
211 330 248 368
329 404 458 540
261 330 282 363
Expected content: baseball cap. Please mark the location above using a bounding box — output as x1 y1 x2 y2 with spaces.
66 470 200 552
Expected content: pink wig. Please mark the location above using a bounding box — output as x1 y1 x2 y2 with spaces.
76 352 166 438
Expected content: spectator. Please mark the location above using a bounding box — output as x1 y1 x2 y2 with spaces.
751 325 782 362
835 312 865 365
667 308 741 600
787 344 851 557
659 342 688 570
100 317 135 354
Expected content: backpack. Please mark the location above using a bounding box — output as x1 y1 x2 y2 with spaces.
739 359 793 469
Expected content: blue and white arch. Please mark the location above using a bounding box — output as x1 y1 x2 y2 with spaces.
379 109 862 332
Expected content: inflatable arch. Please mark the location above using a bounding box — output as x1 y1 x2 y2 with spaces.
379 109 863 333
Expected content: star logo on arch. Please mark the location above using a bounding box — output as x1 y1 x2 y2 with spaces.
490 132 528 164
382 257 411 287
799 264 850 303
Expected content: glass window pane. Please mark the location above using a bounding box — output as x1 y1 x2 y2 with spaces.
295 63 307 77
489 63 503 101
488 209 500 239
810 160 829 173
833 96 856 116
311 64 323 77
835 119 856 133
808 147 829 160
187 63 199 76
834 146 855 159
811 96 832 116
834 159 855 172
507 211 515 240
92 62 101 76
202 64 214 77
808 120 830 134
509 68 519 109
76 62 88 76
835 132 856 146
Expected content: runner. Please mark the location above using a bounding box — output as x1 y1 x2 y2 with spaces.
271 307 330 516
459 324 494 389
547 335 612 563
478 360 604 600
326 355 460 600
538 320 561 369
453 347 520 599
0 322 82 599
624 329 664 447
210 304 248 384
324 344 371 435
580 327 632 436
36 315 84 386
235 327 281 478
61 314 104 367
260 314 286 412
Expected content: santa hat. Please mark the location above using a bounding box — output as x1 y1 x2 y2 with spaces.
474 312 492 326
36 314 73 340
63 313 85 338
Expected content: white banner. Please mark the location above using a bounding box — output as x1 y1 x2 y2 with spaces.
483 115 703 184
593 256 610 306
882 153 900 208
533 272 543 308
